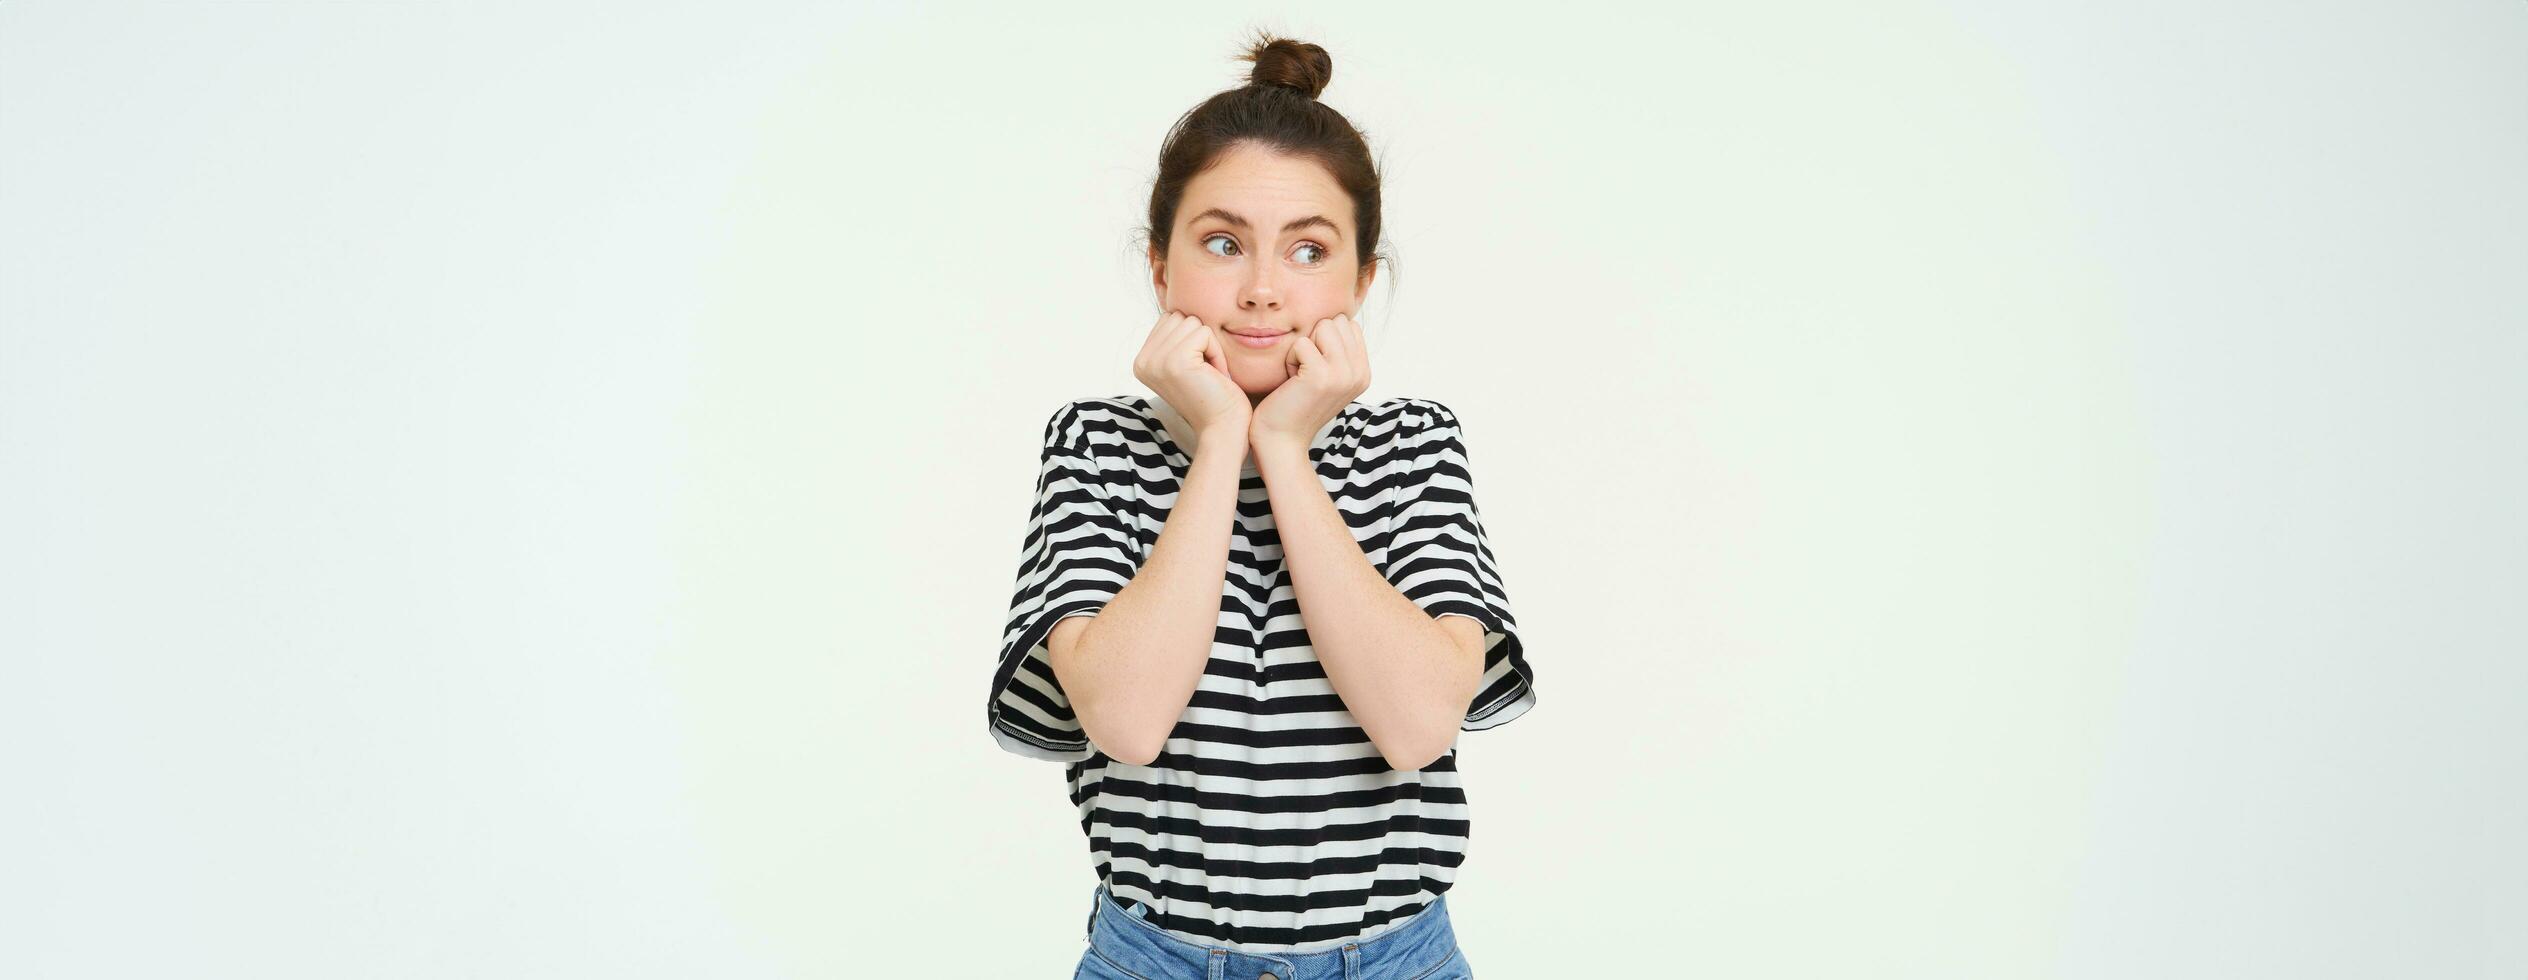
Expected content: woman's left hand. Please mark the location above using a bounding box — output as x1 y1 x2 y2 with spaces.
1251 313 1371 453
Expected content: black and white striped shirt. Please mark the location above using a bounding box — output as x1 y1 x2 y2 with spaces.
987 393 1537 952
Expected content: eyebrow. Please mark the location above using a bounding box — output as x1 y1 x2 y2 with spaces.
1189 207 1343 241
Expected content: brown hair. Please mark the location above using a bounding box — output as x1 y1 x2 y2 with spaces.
1142 32 1388 287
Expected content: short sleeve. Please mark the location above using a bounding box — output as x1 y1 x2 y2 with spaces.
986 401 1138 762
1379 400 1538 731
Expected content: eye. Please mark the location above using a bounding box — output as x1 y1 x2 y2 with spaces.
1292 242 1329 266
1201 234 1240 257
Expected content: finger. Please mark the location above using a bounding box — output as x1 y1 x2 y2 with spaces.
1203 329 1230 375
1315 316 1348 368
1137 312 1170 361
1175 314 1212 359
1288 333 1319 377
1327 318 1359 380
1350 315 1372 389
1338 314 1367 382
1146 311 1194 360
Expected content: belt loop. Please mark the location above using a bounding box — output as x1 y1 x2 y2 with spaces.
1207 948 1227 980
1342 941 1362 979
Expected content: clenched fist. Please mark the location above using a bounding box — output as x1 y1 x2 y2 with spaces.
1132 310 1251 440
1250 313 1370 452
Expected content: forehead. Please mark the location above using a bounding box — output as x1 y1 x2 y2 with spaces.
1178 142 1351 234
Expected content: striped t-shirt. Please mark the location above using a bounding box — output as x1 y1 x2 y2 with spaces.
986 393 1537 952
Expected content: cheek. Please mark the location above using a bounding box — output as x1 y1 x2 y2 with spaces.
1163 268 1232 308
1299 279 1357 313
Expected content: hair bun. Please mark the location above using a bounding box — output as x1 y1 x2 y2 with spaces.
1239 35 1332 100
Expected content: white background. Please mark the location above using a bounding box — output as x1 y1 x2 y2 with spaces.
4 2 2521 977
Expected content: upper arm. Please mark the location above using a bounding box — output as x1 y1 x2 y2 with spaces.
1381 399 1539 733
985 401 1135 763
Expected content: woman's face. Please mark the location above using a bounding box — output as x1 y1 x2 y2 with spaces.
1151 141 1376 401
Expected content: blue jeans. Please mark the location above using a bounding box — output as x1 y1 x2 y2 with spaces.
1074 883 1475 980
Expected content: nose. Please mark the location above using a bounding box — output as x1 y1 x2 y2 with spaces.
1239 262 1281 312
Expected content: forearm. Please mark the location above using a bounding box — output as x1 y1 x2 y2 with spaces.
1252 438 1479 770
1055 436 1243 764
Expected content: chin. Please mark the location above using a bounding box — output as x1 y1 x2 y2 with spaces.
1235 375 1288 397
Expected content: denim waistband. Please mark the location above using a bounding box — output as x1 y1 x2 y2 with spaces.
1082 882 1463 980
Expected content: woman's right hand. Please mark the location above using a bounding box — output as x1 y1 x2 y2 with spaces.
1132 310 1250 437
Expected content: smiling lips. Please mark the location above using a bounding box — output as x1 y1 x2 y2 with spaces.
1227 329 1286 349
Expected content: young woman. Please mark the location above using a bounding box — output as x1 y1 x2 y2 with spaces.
988 34 1537 980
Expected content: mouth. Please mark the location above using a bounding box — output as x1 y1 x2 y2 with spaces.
1225 327 1288 349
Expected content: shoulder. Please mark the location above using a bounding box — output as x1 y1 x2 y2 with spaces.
1363 396 1463 442
1039 395 1161 455
1043 393 1140 420
1371 395 1456 417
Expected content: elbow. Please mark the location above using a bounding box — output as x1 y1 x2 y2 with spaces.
1079 711 1167 766
1380 683 1478 772
1096 723 1164 766
1379 732 1451 773
1066 678 1171 767
1078 714 1166 767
